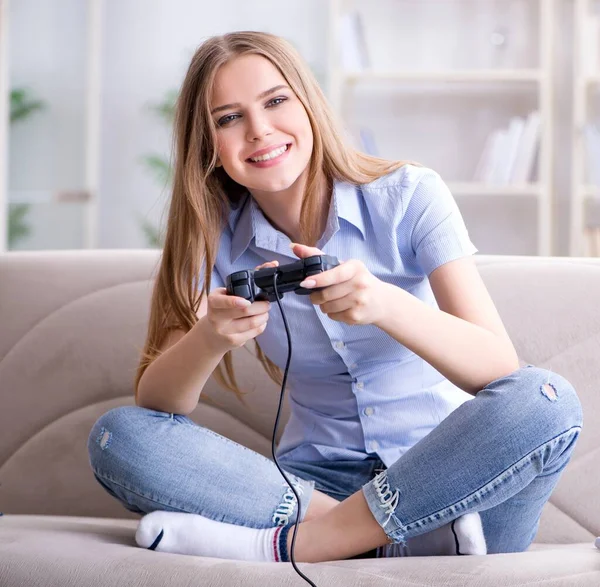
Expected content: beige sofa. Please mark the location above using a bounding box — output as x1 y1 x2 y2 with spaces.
1 249 599 587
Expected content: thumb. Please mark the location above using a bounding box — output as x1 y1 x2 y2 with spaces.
289 242 324 258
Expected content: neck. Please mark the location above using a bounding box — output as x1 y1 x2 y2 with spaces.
250 170 329 246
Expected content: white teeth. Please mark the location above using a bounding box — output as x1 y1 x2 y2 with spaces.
249 144 288 162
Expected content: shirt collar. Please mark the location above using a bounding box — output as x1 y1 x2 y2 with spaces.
228 179 366 263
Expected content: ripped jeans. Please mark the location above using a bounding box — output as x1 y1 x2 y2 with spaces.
87 365 582 556
362 365 582 552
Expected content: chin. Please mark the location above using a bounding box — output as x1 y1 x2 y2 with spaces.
249 176 300 194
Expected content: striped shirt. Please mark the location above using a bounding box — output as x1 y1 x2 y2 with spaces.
210 164 478 467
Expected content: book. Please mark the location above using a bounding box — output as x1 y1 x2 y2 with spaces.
474 129 502 183
511 110 541 184
500 116 526 184
474 111 541 185
339 10 370 71
488 128 510 184
359 127 378 156
587 3 600 74
583 123 600 185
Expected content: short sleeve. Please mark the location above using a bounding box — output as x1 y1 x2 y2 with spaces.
402 168 478 276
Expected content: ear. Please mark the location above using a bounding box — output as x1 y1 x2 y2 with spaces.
215 157 222 168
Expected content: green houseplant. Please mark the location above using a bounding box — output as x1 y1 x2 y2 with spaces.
8 88 45 248
139 89 177 248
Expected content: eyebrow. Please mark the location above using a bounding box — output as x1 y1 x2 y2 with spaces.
210 84 290 115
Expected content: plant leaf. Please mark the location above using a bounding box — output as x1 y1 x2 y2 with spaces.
8 203 32 247
140 154 172 185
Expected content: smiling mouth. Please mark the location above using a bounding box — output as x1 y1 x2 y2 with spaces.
247 143 291 163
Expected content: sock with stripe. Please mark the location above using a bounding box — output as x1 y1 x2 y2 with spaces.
136 509 486 561
135 510 292 562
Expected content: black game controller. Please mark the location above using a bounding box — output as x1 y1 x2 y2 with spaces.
226 255 340 302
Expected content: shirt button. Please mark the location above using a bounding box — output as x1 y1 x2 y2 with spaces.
356 381 364 390
370 441 379 451
350 363 358 369
334 341 345 350
364 407 374 416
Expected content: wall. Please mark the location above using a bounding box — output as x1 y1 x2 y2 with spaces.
6 0 576 254
97 0 327 248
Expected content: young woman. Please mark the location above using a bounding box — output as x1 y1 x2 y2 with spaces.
88 31 582 564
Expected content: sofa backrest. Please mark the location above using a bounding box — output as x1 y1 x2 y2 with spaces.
0 250 598 544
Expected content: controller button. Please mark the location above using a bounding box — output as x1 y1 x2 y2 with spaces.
304 256 321 267
233 285 251 299
230 270 249 282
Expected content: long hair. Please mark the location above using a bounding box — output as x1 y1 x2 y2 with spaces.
134 31 418 405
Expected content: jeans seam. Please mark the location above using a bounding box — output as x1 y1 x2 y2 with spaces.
200 426 276 463
93 465 314 527
93 468 186 510
403 425 582 531
92 467 213 516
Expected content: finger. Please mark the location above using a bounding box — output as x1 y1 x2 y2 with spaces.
239 300 271 315
210 288 255 310
255 260 279 270
230 312 270 333
308 281 354 306
318 291 355 316
219 299 271 316
299 261 356 290
289 242 324 258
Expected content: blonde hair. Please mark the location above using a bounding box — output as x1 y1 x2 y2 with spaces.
134 31 418 406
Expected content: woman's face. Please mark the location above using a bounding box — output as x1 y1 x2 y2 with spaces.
210 54 314 195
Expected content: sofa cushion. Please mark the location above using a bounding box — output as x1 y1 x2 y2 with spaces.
0 515 599 587
1 251 600 544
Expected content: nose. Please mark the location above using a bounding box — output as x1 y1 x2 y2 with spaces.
245 109 273 142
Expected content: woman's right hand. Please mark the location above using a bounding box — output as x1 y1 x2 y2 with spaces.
204 260 278 351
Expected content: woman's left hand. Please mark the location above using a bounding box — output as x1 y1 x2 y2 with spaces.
290 243 390 326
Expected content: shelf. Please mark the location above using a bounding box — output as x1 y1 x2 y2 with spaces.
330 0 554 256
8 190 91 204
343 69 543 84
583 185 600 197
448 183 543 196
585 75 600 86
7 199 89 251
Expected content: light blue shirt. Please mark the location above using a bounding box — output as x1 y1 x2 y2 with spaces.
209 164 478 467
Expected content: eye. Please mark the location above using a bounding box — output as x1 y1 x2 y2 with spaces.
267 96 287 107
217 113 239 127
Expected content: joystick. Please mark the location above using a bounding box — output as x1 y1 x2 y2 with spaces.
226 255 340 302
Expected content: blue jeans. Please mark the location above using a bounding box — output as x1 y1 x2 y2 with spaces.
87 366 582 556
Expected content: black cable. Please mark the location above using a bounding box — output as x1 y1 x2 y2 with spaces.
270 273 318 587
451 520 464 555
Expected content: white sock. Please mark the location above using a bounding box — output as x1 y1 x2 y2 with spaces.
380 512 487 557
135 511 289 562
136 510 486 562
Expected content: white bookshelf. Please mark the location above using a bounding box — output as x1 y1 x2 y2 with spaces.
83 0 103 250
0 0 9 252
0 0 102 253
343 69 543 84
571 0 600 256
327 0 555 256
446 182 542 197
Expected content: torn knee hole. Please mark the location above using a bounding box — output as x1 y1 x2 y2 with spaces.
96 427 112 450
541 383 558 401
